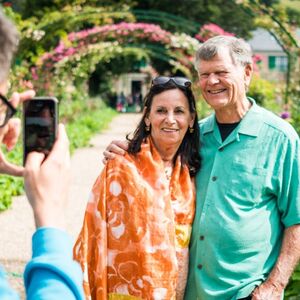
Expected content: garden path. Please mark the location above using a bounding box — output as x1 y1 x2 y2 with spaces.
0 112 141 298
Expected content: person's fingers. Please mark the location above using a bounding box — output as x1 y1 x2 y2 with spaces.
0 160 24 177
9 92 20 108
51 124 69 153
18 90 36 102
112 140 129 152
103 150 116 160
9 90 35 108
117 140 129 148
46 124 70 165
2 118 21 151
25 151 45 171
108 143 126 155
0 122 8 143
102 155 111 165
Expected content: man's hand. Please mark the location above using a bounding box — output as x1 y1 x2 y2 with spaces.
251 281 283 300
24 124 70 230
252 224 300 300
102 140 128 164
0 90 35 176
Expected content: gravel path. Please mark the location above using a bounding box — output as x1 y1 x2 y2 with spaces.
0 112 141 299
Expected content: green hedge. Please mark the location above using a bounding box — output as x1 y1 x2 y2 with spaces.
286 264 300 299
0 97 116 211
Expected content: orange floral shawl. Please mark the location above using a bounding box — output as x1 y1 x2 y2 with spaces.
73 137 195 300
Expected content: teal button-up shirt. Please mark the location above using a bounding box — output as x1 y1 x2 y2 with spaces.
185 99 300 300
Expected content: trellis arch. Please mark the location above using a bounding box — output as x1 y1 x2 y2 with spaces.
33 22 201 91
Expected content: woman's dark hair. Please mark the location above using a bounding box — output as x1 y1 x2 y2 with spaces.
126 80 201 177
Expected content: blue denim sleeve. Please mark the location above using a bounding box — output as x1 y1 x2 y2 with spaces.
24 227 84 300
0 267 19 300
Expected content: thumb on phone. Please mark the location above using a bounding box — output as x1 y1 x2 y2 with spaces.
24 124 70 229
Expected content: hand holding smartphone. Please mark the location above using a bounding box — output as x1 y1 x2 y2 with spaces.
23 97 58 165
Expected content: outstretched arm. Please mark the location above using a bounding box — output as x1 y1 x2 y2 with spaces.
23 124 84 299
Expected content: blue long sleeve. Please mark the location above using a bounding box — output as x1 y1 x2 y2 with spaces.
24 227 84 300
0 267 19 300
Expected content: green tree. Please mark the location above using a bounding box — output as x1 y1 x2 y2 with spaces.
19 0 135 18
131 0 256 38
18 0 257 38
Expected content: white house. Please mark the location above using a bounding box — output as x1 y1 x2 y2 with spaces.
248 28 300 81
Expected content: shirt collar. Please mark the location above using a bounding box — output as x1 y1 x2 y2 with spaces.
237 97 264 137
201 114 215 134
201 97 264 137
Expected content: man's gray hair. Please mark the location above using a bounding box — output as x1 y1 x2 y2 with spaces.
195 35 253 71
0 9 19 83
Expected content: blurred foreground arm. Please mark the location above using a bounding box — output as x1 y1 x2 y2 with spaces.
23 124 84 299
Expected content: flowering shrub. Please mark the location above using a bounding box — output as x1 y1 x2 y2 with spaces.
195 23 234 42
68 22 171 44
33 22 201 91
40 22 198 66
38 22 172 69
248 74 280 112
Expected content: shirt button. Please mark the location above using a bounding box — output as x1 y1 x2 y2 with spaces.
219 147 224 152
199 235 205 240
212 176 217 181
197 264 203 270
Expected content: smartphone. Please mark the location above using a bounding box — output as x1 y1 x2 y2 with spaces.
23 97 58 165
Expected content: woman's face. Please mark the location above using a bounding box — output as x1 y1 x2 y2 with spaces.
145 88 195 154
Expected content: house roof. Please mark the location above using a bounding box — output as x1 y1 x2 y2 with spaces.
248 28 284 52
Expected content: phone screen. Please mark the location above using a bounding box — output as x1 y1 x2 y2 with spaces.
23 97 58 164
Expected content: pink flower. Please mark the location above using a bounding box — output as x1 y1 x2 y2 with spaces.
65 47 76 56
31 67 38 81
22 80 34 89
54 42 65 54
280 111 290 119
196 23 235 42
253 54 263 64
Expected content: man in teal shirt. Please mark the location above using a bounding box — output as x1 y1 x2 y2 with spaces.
103 35 300 299
184 36 300 300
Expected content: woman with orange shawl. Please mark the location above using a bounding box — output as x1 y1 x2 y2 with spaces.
74 76 201 300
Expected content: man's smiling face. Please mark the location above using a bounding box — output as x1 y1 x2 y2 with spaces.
197 47 250 111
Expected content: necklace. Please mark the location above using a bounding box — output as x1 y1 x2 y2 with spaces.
164 166 173 181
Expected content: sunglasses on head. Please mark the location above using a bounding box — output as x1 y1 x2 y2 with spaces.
152 76 192 88
0 94 17 128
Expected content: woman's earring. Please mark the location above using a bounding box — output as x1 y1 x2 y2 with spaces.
189 127 194 133
145 125 150 132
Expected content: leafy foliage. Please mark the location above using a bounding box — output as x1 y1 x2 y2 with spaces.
285 264 300 298
248 74 281 112
238 0 300 135
31 22 200 97
132 0 257 38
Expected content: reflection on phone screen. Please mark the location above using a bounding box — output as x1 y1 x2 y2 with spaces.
24 100 56 157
